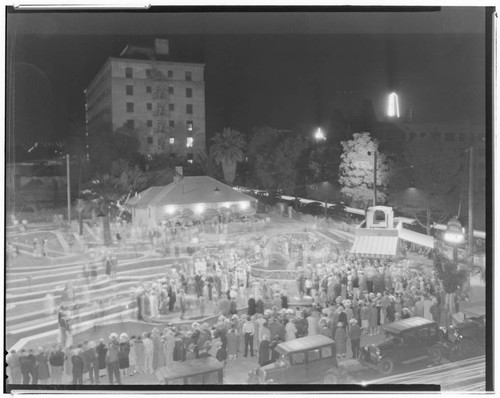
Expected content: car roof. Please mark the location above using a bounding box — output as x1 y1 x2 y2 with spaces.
276 335 334 355
462 306 486 317
383 317 437 334
155 357 222 380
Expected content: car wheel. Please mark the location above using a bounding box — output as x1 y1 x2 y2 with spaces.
428 344 443 364
377 357 395 376
322 369 339 384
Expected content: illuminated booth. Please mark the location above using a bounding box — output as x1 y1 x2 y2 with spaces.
126 175 257 226
350 206 434 259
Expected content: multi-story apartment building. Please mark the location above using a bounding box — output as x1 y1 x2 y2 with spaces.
84 39 206 162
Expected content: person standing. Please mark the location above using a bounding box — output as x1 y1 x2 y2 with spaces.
247 296 256 316
226 328 238 360
348 319 362 359
7 349 22 385
20 349 38 385
258 335 271 366
71 347 84 385
334 322 347 359
96 339 107 380
285 319 297 341
36 347 50 384
106 334 121 385
134 335 145 374
243 316 255 357
118 333 131 379
142 333 154 375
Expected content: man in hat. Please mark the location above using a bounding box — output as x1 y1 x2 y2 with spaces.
106 333 121 384
348 319 362 359
242 316 255 357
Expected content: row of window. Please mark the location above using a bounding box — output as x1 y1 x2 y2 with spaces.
125 67 193 81
126 102 193 114
126 119 194 130
145 136 194 147
126 85 193 98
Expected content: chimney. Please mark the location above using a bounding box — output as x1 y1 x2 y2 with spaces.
174 166 183 182
154 39 169 56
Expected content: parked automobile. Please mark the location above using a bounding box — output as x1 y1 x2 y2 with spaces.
155 357 224 385
301 202 326 217
440 306 485 360
249 335 368 384
359 317 444 376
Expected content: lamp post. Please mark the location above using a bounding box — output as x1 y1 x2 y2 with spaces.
367 147 378 206
313 127 328 218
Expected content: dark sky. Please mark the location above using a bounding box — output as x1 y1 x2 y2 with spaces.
6 7 487 148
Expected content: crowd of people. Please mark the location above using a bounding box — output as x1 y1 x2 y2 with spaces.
7 219 465 386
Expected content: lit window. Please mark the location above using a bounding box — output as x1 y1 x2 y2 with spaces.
186 121 193 131
147 103 152 111
147 136 153 144
169 104 174 111
126 85 133 95
185 71 192 81
169 120 175 128
186 137 194 148
169 138 175 144
387 92 399 118
146 85 152 93
186 87 193 98
186 104 193 114
125 67 133 78
187 159 193 164
168 70 173 78
168 86 174 95
126 102 134 113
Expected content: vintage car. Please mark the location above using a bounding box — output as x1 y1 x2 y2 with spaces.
359 317 444 376
249 334 369 384
155 357 224 385
440 306 486 360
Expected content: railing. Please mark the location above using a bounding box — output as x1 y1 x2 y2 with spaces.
250 267 296 280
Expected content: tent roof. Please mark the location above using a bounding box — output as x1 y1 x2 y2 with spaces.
126 176 257 207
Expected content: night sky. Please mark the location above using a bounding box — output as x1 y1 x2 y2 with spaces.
6 8 487 149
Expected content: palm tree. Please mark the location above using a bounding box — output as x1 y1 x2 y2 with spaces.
209 128 246 185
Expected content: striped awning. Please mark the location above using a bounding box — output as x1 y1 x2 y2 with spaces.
350 235 399 258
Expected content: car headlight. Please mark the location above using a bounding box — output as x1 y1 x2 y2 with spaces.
453 330 459 338
375 348 381 357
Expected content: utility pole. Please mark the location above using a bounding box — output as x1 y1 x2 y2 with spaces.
468 146 474 260
66 154 71 224
373 150 377 206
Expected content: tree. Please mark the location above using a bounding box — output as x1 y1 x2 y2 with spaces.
191 149 223 180
434 252 469 315
338 132 392 208
209 127 246 185
388 137 462 235
254 134 308 195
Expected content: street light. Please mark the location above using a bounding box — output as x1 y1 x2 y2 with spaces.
314 127 326 142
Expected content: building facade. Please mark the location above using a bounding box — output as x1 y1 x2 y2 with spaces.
84 39 206 162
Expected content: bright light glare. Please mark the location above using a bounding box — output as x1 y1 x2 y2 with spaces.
314 128 325 141
387 92 400 118
444 232 464 244
194 203 205 214
165 205 177 214
222 202 232 208
239 201 250 210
